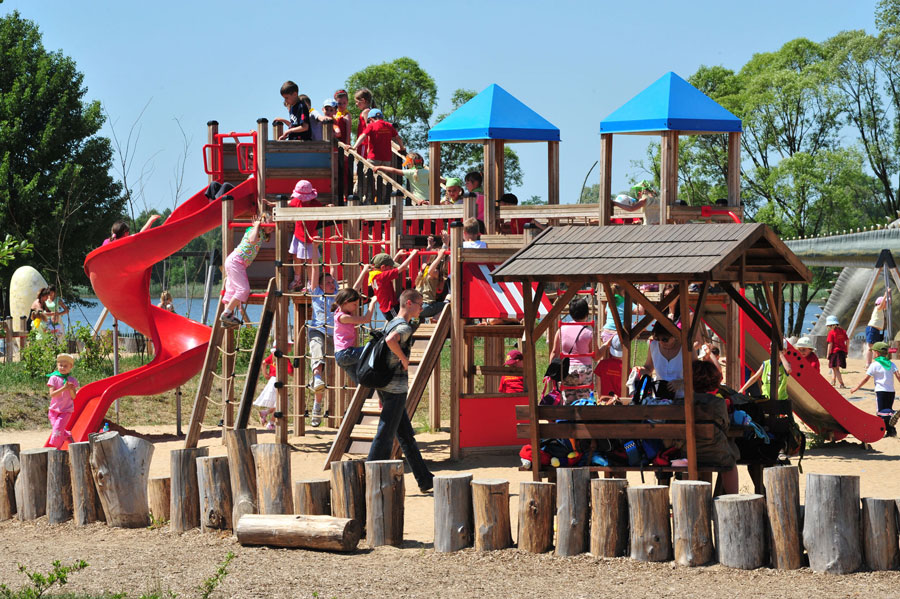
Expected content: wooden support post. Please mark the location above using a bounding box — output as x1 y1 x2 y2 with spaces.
293 479 331 515
236 514 361 551
713 494 767 569
433 473 473 553
627 485 672 562
471 479 512 551
725 299 741 388
659 131 678 225
292 301 305 437
46 449 73 525
275 197 290 445
803 474 861 573
365 460 405 548
598 134 613 226
590 478 628 557
0 443 20 521
148 477 171 523
548 140 559 207
330 459 366 530
15 448 49 521
556 467 590 556
522 273 541 481
197 456 233 532
483 141 497 234
252 443 293 515
429 355 441 431
671 480 713 566
170 446 208 532
256 118 268 214
678 280 698 480
449 223 463 460
428 142 441 205
763 465 802 570
517 481 555 554
89 433 154 528
862 498 899 571
225 428 258 526
69 442 103 525
727 132 741 207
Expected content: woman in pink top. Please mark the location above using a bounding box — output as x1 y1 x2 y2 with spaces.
332 288 378 385
550 297 598 403
47 353 79 448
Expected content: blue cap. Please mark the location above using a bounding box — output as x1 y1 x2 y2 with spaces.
367 108 383 120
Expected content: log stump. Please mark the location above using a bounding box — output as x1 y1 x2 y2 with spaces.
627 485 671 562
197 456 233 532
69 441 103 525
0 443 20 520
170 446 208 532
365 460 405 548
713 494 766 569
16 448 50 521
433 473 473 553
252 443 292 515
763 465 802 570
330 459 366 531
556 467 590 556
591 478 628 557
236 514 361 551
46 449 73 525
671 480 713 567
148 477 171 523
862 498 898 571
293 479 331 516
225 428 258 527
472 479 512 551
90 432 154 528
803 473 861 574
517 481 555 554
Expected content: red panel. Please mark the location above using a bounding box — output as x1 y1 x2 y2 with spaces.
266 178 332 195
459 395 530 448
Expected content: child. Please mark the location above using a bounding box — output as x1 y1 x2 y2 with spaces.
158 290 175 313
274 80 312 141
550 298 597 403
307 273 337 426
793 336 820 372
288 180 323 292
825 315 848 387
866 293 889 366
440 178 464 205
612 180 660 225
464 171 485 221
309 99 341 141
333 89 352 145
850 341 900 432
353 88 373 156
739 349 792 400
692 360 739 493
372 153 430 205
102 216 160 245
254 343 295 430
415 233 449 319
499 193 543 234
462 217 486 248
353 109 405 166
365 250 419 321
498 349 525 393
47 353 79 449
221 215 269 328
333 289 378 385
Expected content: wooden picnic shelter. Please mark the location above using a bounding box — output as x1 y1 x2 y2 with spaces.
490 222 812 481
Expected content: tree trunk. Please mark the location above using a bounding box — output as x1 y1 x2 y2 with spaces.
803 474 861 574
16 448 50 521
148 477 171 523
433 473 473 553
672 480 713 566
69 441 103 526
0 443 20 520
236 514 361 551
225 428 258 527
170 446 208 532
763 465 802 570
555 467 590 556
197 456 233 532
46 449 73 525
90 432 154 528
330 459 366 531
517 481 554 554
627 485 672 562
252 443 292 515
472 479 512 551
364 460 404 548
591 478 628 557
293 479 331 516
862 498 899 571
713 494 767 569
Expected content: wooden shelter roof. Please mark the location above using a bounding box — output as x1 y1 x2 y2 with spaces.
491 223 812 284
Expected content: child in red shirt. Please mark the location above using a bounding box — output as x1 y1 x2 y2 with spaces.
363 250 418 320
825 315 848 388
498 349 525 393
288 180 323 291
353 109 405 165
794 336 820 373
254 344 295 429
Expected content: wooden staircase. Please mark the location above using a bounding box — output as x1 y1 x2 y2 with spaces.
323 304 451 469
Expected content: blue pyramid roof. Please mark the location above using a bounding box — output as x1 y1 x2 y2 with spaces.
428 84 560 142
599 72 742 134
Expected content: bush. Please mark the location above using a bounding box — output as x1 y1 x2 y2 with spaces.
236 325 258 369
20 330 63 378
69 322 112 372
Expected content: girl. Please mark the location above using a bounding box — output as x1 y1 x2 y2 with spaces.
332 288 378 385
825 315 848 387
102 215 160 246
288 180 323 292
221 214 269 328
254 342 294 430
30 286 68 341
353 88 373 156
793 336 820 373
550 297 598 403
851 341 900 431
333 89 352 145
158 290 175 313
47 353 79 449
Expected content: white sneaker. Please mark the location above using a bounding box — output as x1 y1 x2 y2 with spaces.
311 374 326 392
311 402 323 427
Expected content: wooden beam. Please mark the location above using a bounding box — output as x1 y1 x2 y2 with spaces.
532 284 582 343
598 134 612 226
548 141 559 207
727 132 741 207
659 131 678 225
522 278 541 482
602 283 628 344
429 142 441 205
686 284 709 344
721 282 773 338
619 281 681 340
449 223 463 460
679 279 698 480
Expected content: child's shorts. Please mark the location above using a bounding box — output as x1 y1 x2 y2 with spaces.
866 326 884 344
308 329 333 372
828 351 847 369
290 236 320 261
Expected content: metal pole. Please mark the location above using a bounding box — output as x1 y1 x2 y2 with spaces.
176 386 182 436
113 317 120 423
884 264 892 341
201 250 215 326
184 256 190 320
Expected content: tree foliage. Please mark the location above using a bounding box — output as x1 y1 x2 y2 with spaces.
0 12 123 302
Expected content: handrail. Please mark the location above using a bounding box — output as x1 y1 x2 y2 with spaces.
337 141 424 206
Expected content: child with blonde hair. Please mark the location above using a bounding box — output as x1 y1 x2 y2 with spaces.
47 353 79 448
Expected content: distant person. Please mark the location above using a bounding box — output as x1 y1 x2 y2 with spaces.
440 178 464 205
639 321 684 400
102 216 159 246
309 98 342 141
158 290 175 313
353 88 374 156
30 286 68 341
462 217 486 248
464 172 485 221
47 353 79 449
353 109 405 166
221 215 269 328
414 233 449 319
611 180 660 225
332 288 378 385
498 349 525 393
333 89 352 145
739 349 792 401
850 341 900 435
372 152 430 205
307 273 337 427
274 80 312 141
498 193 544 234
866 293 889 366
254 342 294 430
825 315 848 388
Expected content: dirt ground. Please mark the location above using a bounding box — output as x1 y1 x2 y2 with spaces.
2 356 900 597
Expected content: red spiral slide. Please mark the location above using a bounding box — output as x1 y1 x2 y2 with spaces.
47 178 256 448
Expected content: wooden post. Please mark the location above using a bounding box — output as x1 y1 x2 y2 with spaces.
256 118 268 215
292 302 305 437
252 443 293 515
598 134 613 226
671 480 713 566
15 448 49 521
330 459 366 530
482 141 495 234
471 479 512 551
727 132 741 207
556 467 590 556
293 479 331 515
46 449 73 525
433 473 473 553
449 223 463 460
89 432 154 528
225 428 258 526
428 356 441 431
659 131 678 225
170 446 208 532
713 494 767 569
725 299 741 388
148 477 171 523
197 456 233 532
862 498 899 571
591 478 628 557
69 442 103 525
275 194 291 445
236 514 361 551
627 485 672 562
428 142 441 205
803 473 861 574
517 481 555 554
679 281 698 479
3 317 13 363
548 140 559 207
763 465 802 570
0 443 20 520
365 460 405 548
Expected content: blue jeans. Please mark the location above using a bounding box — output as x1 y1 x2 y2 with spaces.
367 390 432 490
335 347 364 385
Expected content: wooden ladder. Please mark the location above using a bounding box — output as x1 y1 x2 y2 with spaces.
323 304 451 469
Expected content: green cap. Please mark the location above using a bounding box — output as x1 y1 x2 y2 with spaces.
872 341 890 353
630 179 656 194
371 253 394 268
445 177 463 189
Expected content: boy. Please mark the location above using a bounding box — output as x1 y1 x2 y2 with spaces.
851 341 900 435
462 217 486 248
441 177 464 205
274 81 312 141
825 315 848 388
333 90 352 145
353 108 405 165
464 172 485 221
366 250 419 320
47 353 79 449
498 349 525 393
612 180 660 225
739 349 792 401
794 336 820 373
309 99 341 141
372 153 430 205
308 274 336 426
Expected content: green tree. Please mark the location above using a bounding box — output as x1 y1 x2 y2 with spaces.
0 234 33 267
0 12 124 301
345 57 437 152
521 195 546 205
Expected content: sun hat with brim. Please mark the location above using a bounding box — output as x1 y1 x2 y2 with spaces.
322 98 338 108
371 253 394 268
825 315 840 326
872 341 890 352
609 335 623 358
504 350 524 365
445 177 463 189
292 179 318 202
794 336 815 349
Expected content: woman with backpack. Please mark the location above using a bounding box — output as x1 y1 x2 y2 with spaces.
549 297 598 404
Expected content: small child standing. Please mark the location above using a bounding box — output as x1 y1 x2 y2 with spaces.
825 315 848 388
793 336 820 373
307 273 337 426
221 215 269 328
288 180 323 292
47 353 79 449
464 172 485 222
850 341 900 434
498 349 525 393
333 289 378 384
365 250 419 321
254 343 295 430
462 217 486 248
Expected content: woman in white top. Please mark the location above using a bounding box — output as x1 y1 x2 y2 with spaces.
640 320 684 399
865 293 889 366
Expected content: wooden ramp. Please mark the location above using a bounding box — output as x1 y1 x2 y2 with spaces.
323 304 451 469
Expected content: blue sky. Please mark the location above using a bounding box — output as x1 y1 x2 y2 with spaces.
3 0 877 212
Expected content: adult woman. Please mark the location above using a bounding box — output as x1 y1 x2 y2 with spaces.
30 286 68 341
640 320 684 399
866 293 889 366
549 297 598 403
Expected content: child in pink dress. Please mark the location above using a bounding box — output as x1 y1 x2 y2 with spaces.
288 180 323 292
47 353 79 449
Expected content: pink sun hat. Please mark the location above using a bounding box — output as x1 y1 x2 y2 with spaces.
292 180 318 202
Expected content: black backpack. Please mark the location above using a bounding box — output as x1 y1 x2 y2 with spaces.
356 320 406 388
